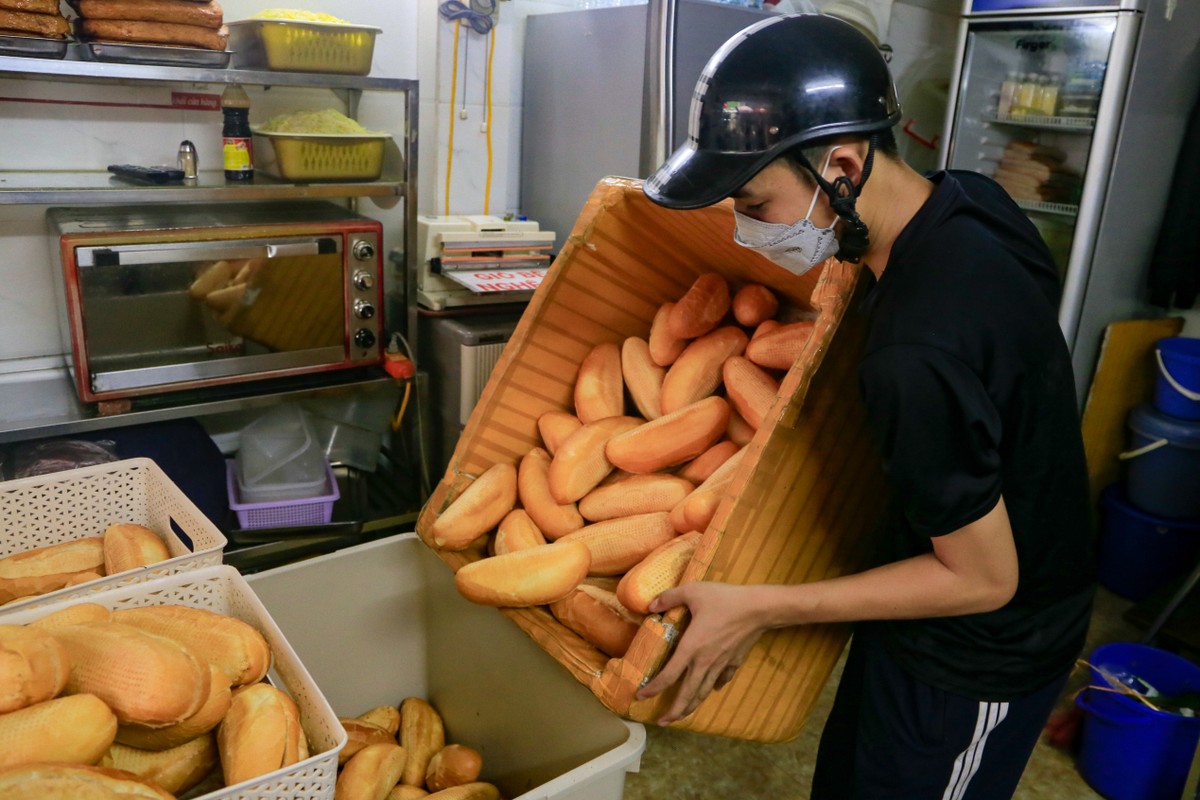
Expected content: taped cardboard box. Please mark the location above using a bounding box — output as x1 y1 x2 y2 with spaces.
416 177 887 743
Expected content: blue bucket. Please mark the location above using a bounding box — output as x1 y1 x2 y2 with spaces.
1154 336 1200 420
1098 485 1200 600
1077 643 1200 800
1121 404 1200 520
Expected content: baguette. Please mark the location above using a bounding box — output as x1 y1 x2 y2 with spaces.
53 621 211 728
731 283 779 327
115 663 231 751
0 763 174 800
356 705 400 737
111 604 270 688
671 447 745 533
617 531 703 615
648 302 687 367
578 474 694 522
398 697 444 787
745 320 815 370
492 509 547 555
547 416 642 504
425 784 501 800
388 786 432 800
0 8 69 37
549 584 643 657
0 537 106 605
78 18 230 49
29 602 112 630
621 337 665 420
102 522 170 575
668 274 730 339
726 406 755 446
336 742 407 800
337 718 393 766
660 326 748 414
517 448 584 541
676 440 739 484
216 682 307 786
103 734 218 796
574 342 624 424
427 462 518 551
74 0 225 29
723 355 781 430
751 318 780 341
0 0 60 13
0 624 70 714
425 744 483 792
0 693 118 768
557 512 677 576
454 541 590 607
605 396 729 474
536 411 582 456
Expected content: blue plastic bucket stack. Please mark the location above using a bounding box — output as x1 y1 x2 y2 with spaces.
1076 642 1200 800
1101 336 1200 600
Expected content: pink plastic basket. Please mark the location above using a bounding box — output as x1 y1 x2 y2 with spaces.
226 460 339 529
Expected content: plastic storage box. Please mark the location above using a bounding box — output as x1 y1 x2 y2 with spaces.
236 404 328 504
416 177 887 742
0 565 345 800
227 460 339 529
0 457 226 614
226 18 381 75
246 534 645 800
252 131 390 182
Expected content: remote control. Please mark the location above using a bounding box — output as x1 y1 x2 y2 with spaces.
107 164 186 184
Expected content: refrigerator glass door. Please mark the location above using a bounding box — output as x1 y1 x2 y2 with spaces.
945 15 1118 277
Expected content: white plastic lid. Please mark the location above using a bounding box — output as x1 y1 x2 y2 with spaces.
236 405 328 493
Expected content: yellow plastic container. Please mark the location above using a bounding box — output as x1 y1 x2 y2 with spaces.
227 19 380 75
253 131 389 182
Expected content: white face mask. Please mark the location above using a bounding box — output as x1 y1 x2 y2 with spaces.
733 147 841 276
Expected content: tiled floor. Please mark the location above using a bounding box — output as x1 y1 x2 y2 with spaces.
621 587 1147 799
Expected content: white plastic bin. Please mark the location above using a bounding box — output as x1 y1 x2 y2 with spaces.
246 533 646 800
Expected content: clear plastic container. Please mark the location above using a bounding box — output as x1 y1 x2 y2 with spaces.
235 405 329 503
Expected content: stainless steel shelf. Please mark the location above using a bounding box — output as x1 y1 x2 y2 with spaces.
0 170 404 205
985 112 1096 133
0 367 395 444
0 52 416 92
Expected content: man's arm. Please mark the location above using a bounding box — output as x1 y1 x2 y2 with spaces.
635 497 1019 724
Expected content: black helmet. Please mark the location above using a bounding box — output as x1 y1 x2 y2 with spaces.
645 13 901 211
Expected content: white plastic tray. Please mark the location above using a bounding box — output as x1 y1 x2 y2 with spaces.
0 457 226 614
1 564 345 800
247 533 645 800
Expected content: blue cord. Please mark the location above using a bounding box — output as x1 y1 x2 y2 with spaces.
439 0 496 34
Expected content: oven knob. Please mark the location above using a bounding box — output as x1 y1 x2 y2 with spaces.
353 299 376 320
352 241 376 261
354 328 376 349
352 270 376 291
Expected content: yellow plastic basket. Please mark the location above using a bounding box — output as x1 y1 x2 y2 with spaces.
227 19 380 75
253 131 389 182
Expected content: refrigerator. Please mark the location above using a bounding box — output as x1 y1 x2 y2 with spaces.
938 0 1200 403
520 0 773 248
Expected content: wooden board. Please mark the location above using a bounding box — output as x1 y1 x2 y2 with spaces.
1080 317 1184 509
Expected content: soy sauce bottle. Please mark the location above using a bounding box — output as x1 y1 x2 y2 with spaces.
221 85 253 182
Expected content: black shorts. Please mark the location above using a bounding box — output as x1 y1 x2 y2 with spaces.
811 623 1070 800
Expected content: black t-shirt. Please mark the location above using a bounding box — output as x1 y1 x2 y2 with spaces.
858 170 1096 701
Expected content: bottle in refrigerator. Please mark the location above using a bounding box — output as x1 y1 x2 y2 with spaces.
997 71 1019 116
1013 73 1038 116
1036 73 1060 117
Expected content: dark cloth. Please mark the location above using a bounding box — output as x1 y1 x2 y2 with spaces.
1148 85 1200 309
811 623 1071 800
857 170 1095 701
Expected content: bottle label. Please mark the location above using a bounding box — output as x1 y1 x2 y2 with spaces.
223 137 253 172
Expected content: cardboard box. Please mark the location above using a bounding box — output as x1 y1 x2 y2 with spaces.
246 534 645 800
417 177 888 742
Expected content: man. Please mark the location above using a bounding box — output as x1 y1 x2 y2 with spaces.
636 14 1096 800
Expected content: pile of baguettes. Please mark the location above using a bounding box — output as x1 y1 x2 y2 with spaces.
337 697 501 800
0 0 70 39
0 596 310 799
67 0 229 50
1 522 172 607
422 272 813 659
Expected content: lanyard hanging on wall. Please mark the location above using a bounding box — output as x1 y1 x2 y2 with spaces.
439 1 499 216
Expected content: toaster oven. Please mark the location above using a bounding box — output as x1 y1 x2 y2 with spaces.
48 201 384 403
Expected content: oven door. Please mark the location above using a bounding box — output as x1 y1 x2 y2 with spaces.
70 235 350 397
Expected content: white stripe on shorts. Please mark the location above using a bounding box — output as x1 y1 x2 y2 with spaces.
941 700 1010 800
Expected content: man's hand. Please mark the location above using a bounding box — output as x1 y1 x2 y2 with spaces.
634 582 767 726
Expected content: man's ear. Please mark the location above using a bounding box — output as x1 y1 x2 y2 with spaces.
829 143 868 186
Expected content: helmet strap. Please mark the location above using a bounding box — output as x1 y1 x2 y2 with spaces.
800 134 879 263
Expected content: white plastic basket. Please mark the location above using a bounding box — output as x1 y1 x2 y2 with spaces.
0 564 346 800
0 457 226 613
